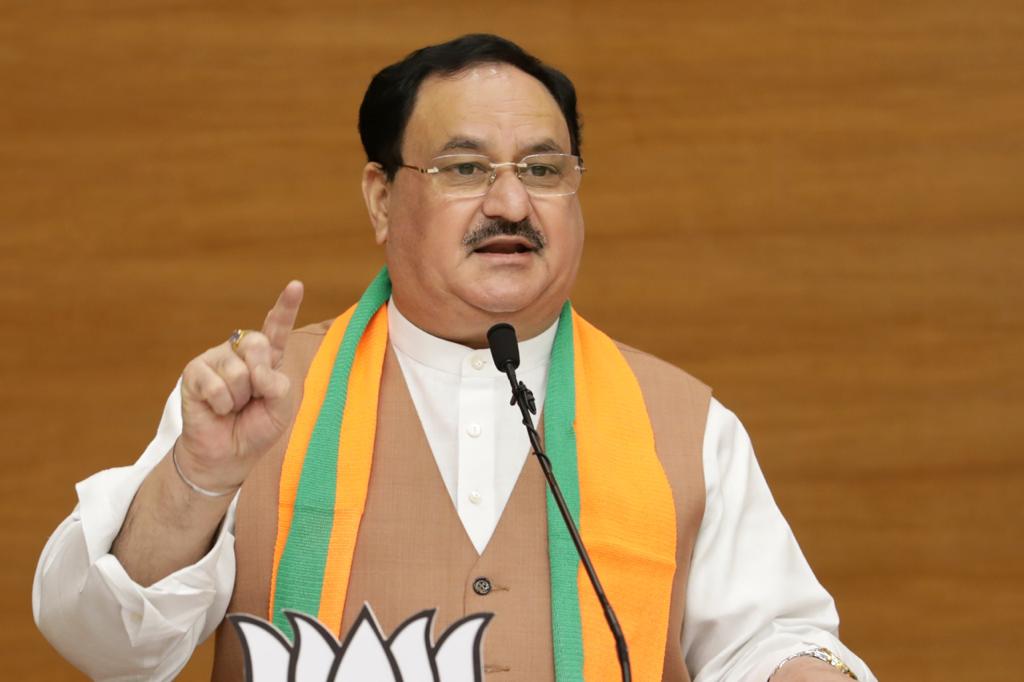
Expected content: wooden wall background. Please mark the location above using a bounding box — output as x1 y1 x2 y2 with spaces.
3 1 1021 679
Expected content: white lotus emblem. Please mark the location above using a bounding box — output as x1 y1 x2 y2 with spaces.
228 605 493 682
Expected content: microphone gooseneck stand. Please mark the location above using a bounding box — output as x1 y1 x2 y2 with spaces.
486 324 632 682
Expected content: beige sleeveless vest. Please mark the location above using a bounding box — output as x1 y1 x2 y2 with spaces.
210 320 711 681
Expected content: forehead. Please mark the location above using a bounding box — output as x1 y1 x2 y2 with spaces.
402 63 571 158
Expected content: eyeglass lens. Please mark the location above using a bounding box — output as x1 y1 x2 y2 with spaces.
429 154 583 196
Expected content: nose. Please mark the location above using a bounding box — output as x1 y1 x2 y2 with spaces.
481 167 531 223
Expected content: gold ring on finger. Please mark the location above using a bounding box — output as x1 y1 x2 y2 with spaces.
229 328 250 353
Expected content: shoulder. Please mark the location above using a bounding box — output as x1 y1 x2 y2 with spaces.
292 319 333 339
611 342 712 516
287 318 335 356
279 318 336 378
613 340 712 404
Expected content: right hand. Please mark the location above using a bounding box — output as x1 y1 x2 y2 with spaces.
175 281 305 493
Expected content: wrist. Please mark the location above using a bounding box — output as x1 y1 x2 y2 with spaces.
170 442 242 498
770 647 858 681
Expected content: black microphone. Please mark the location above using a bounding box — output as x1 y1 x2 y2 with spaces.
486 323 519 371
486 323 632 682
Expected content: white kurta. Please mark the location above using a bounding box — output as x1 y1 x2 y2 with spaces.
33 300 876 681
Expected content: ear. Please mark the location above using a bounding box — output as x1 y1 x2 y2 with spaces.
362 162 391 245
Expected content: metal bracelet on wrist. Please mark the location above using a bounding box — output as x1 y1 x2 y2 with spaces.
171 445 240 498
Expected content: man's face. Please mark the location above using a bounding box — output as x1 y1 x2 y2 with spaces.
364 63 584 346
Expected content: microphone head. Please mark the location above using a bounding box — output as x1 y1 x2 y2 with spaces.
486 323 520 371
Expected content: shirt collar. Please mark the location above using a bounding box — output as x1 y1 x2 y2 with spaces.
387 298 559 377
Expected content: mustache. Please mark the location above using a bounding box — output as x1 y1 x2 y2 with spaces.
462 219 547 251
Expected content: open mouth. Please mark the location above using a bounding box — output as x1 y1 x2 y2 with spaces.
472 236 538 255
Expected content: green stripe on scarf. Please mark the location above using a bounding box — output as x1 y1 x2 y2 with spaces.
271 268 391 638
544 301 585 681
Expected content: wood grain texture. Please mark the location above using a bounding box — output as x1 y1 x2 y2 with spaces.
3 1 1021 679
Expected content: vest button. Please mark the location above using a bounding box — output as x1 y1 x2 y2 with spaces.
472 577 492 596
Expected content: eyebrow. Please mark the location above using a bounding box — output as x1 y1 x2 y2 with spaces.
439 137 484 153
524 139 564 154
436 136 567 156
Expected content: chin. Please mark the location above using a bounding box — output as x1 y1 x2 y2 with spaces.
471 295 536 316
463 282 544 316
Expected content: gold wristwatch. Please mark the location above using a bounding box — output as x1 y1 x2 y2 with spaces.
769 646 858 679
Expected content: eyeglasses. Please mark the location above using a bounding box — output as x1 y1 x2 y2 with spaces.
400 153 586 198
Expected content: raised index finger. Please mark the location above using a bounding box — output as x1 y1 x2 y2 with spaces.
262 280 304 362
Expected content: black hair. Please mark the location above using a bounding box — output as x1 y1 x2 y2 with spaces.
358 33 582 179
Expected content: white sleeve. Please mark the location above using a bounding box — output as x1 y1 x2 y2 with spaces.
32 381 238 681
682 398 876 682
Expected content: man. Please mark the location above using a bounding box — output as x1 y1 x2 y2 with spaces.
34 34 875 681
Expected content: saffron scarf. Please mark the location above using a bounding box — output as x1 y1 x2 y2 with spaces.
267 268 677 680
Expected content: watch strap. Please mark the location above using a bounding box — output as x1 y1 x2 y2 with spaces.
769 646 858 680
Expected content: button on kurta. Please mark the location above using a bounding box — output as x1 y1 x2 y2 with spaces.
473 577 492 595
